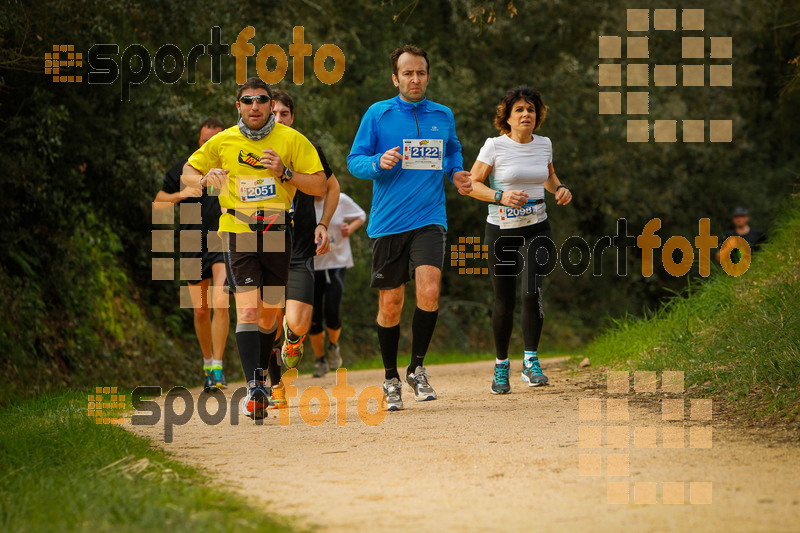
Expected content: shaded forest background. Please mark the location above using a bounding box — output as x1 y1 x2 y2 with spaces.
1 0 798 400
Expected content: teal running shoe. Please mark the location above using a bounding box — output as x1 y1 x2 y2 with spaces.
491 360 511 394
211 368 227 390
521 357 548 387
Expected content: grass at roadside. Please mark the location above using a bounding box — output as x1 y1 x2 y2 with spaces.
584 197 800 422
0 391 296 533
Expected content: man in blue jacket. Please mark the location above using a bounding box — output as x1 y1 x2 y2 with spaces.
347 44 472 411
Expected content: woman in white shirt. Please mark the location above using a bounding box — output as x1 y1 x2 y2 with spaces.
467 86 572 394
310 192 367 377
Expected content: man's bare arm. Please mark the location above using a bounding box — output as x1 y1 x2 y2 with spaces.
290 170 326 196
319 175 340 227
153 188 201 209
182 162 204 189
314 175 340 256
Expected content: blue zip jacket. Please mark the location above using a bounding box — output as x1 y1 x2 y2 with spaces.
347 96 464 238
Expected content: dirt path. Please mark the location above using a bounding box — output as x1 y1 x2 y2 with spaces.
128 359 800 532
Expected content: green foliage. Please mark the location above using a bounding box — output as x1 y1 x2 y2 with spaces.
585 196 800 421
0 210 200 399
0 391 295 532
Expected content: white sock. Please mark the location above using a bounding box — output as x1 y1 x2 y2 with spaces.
203 358 212 369
211 358 223 369
524 351 537 361
496 358 508 365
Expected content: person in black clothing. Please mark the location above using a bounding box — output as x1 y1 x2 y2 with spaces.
263 89 340 409
717 206 767 263
153 117 229 393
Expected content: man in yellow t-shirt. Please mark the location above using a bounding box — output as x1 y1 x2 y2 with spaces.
182 77 326 419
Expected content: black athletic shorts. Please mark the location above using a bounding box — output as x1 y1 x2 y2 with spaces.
310 268 346 334
184 251 224 285
222 230 291 306
286 256 315 305
370 224 446 290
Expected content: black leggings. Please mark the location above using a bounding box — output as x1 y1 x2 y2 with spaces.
310 268 346 335
485 219 554 359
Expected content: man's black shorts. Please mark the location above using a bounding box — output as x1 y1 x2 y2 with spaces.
370 224 446 290
223 230 290 306
286 256 314 305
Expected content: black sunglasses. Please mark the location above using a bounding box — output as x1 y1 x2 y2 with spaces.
239 95 270 105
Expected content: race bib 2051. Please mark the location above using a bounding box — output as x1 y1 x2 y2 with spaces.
239 177 276 202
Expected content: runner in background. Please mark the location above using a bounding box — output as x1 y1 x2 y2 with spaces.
310 192 366 377
466 86 572 394
716 206 767 264
153 118 229 393
266 88 340 409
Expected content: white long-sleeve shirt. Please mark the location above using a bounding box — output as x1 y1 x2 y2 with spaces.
313 193 367 270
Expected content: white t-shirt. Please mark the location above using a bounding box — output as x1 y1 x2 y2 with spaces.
476 134 553 226
313 193 367 270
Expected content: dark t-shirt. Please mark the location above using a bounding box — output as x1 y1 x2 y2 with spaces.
723 227 766 253
162 156 222 258
291 142 333 259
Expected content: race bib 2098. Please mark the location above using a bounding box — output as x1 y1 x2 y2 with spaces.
498 202 541 229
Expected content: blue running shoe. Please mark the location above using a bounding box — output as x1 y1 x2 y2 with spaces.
521 357 548 387
491 360 511 394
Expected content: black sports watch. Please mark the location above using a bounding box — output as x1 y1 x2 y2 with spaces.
494 190 503 204
280 167 294 182
556 184 569 191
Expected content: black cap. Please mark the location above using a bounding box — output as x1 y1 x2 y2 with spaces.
731 206 748 217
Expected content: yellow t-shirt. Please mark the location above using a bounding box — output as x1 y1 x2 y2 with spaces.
187 123 323 233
